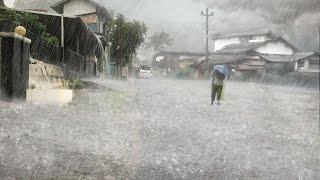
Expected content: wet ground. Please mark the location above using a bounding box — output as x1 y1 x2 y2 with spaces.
0 79 319 179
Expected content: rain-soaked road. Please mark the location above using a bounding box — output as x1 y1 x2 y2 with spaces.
0 79 319 179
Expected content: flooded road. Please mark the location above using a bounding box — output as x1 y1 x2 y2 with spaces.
1 79 319 179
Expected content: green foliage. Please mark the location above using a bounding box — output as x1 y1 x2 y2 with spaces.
106 14 148 67
231 71 319 88
42 32 59 45
132 55 141 65
0 9 59 46
175 68 193 79
144 32 173 52
30 84 37 89
69 78 86 89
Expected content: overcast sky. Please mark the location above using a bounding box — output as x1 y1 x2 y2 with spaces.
4 0 320 59
105 0 320 59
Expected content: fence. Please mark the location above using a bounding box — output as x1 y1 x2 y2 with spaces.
66 50 86 77
28 32 97 78
0 21 96 78
27 31 63 66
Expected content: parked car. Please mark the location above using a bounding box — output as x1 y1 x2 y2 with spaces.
137 65 152 79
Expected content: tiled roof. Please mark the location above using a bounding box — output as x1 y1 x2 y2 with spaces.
207 54 253 64
216 37 298 54
258 54 292 62
213 30 273 39
51 0 109 10
216 42 264 54
290 52 319 61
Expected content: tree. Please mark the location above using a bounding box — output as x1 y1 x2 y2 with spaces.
145 32 173 52
106 14 148 77
0 9 59 45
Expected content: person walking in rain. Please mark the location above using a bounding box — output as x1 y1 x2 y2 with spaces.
211 65 227 106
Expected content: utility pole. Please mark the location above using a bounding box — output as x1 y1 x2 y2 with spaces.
61 15 65 63
116 14 125 79
201 8 214 62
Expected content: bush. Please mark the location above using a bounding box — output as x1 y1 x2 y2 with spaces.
69 78 86 89
0 9 59 46
276 63 295 76
282 72 319 88
175 68 192 79
231 71 319 88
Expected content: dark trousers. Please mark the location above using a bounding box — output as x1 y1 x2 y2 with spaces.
211 84 223 103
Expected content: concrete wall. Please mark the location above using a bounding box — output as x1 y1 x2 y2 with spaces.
63 0 96 16
26 89 74 105
29 59 71 90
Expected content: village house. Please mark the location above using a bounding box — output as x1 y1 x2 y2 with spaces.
51 0 113 74
212 30 276 52
0 5 106 75
193 30 319 78
213 36 298 71
51 0 112 36
292 52 320 73
15 0 58 13
153 51 206 74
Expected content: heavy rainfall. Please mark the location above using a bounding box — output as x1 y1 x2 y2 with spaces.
0 0 319 179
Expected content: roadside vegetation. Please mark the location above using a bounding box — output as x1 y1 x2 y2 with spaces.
174 68 193 79
231 64 319 88
106 14 148 77
0 9 59 45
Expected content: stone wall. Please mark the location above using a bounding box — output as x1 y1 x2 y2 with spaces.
29 59 71 90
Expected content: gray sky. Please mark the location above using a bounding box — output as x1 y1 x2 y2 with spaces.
5 0 320 58
105 0 320 54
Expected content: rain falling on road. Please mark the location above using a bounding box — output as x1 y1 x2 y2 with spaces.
1 79 319 179
0 0 320 179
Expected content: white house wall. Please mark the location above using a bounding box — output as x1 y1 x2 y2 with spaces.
255 41 294 55
214 38 241 51
63 0 96 16
249 35 268 43
213 35 270 51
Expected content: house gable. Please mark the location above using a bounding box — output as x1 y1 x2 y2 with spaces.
254 41 295 55
214 38 241 52
63 0 97 16
51 0 110 17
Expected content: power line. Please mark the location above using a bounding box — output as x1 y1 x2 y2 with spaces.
213 0 254 24
232 0 254 13
204 0 255 52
